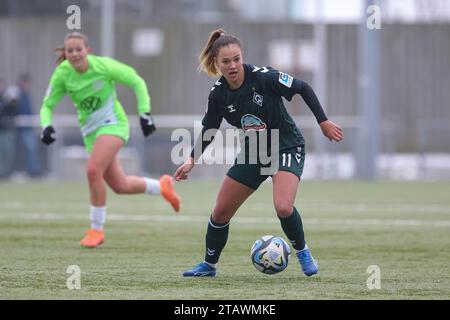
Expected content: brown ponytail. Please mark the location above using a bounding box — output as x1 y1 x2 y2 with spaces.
54 32 89 65
198 28 242 77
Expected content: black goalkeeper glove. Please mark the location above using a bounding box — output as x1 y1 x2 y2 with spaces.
40 125 56 145
139 112 156 137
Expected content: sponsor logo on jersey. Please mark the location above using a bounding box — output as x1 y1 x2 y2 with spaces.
241 114 267 132
80 96 102 113
279 72 293 88
253 92 264 107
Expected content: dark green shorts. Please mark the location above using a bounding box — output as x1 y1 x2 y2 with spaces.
226 145 305 190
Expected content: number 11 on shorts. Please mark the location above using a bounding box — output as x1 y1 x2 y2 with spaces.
281 153 291 167
281 153 302 167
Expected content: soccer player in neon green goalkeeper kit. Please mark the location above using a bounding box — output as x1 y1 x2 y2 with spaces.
40 32 181 248
175 29 343 277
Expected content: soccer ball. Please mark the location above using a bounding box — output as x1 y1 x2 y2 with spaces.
250 235 291 274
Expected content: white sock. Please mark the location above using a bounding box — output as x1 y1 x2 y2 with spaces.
144 178 161 195
295 243 308 254
90 206 106 230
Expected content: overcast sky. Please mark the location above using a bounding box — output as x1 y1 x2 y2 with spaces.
234 0 450 22
298 0 450 22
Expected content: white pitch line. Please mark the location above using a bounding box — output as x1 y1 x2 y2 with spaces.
2 201 449 213
0 212 450 228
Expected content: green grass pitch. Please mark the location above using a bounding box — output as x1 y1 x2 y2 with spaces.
0 180 449 299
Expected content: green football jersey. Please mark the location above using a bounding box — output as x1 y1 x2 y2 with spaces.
40 54 150 136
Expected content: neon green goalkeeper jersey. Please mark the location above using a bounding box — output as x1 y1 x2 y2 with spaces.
40 54 151 136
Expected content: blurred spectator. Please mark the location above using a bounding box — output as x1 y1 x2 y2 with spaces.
16 73 43 177
0 80 18 178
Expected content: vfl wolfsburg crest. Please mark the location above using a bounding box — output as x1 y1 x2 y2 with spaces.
241 114 267 131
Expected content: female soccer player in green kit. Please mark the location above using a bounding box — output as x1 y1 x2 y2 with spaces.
175 29 343 277
40 32 181 248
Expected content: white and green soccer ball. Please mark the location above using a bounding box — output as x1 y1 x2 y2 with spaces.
250 235 291 274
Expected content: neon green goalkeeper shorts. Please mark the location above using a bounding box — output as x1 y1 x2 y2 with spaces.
82 122 130 153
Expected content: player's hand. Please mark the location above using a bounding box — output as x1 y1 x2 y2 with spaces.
140 112 156 137
174 157 195 181
319 120 343 142
40 125 56 145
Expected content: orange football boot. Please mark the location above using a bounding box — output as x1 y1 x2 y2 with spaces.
80 229 105 248
160 174 181 213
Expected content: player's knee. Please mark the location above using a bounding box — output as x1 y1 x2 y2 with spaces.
212 206 234 224
274 202 293 218
86 164 103 183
